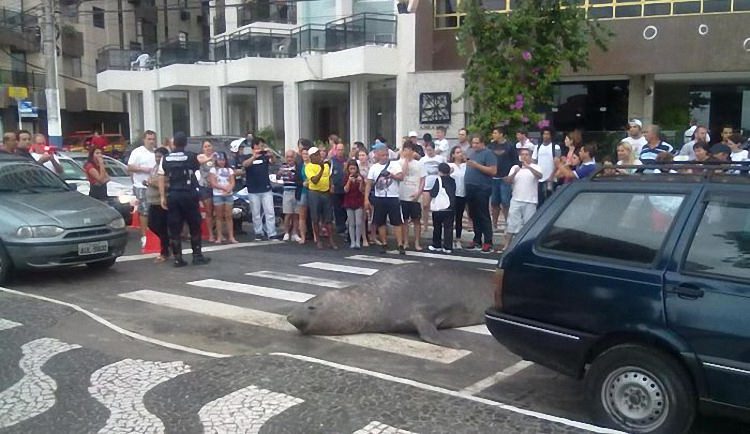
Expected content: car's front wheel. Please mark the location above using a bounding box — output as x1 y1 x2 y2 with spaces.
0 243 12 284
86 258 116 271
585 344 695 434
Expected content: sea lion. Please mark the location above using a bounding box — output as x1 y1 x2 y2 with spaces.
286 262 493 347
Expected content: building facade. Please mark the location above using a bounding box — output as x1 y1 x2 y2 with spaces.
0 0 206 140
96 0 750 150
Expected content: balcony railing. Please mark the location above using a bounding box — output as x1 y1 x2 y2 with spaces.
0 8 40 52
0 7 38 32
97 13 397 72
0 68 45 91
237 2 297 27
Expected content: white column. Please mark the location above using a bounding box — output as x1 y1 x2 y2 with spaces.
282 81 300 151
349 79 367 145
209 86 224 135
643 74 655 126
257 85 274 131
143 90 157 132
188 89 203 136
335 0 353 18
225 0 241 32
395 14 416 141
127 92 144 141
628 74 655 126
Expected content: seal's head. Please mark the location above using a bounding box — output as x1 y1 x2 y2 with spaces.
287 290 368 335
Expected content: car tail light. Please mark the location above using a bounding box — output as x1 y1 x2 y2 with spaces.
493 268 504 309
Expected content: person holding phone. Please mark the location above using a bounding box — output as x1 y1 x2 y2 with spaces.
84 147 110 201
343 160 366 249
242 137 278 241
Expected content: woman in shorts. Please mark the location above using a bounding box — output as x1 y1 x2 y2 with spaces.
208 151 237 244
198 140 216 242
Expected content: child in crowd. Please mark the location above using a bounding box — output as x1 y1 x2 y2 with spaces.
343 160 366 249
209 151 238 244
428 163 456 254
278 150 301 242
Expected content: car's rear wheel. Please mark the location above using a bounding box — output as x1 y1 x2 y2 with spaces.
86 258 116 271
0 243 12 284
585 344 695 434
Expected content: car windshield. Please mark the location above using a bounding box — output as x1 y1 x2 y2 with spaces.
58 159 88 181
105 159 129 177
0 163 69 193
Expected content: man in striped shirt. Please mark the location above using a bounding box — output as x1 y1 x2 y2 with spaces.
640 124 675 162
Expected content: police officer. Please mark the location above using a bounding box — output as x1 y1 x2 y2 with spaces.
158 132 211 267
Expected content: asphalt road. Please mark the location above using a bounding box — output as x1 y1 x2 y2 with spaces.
0 229 747 433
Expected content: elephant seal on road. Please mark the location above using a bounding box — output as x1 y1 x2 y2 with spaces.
286 262 493 347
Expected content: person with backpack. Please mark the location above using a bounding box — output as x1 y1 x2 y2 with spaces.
532 127 561 206
428 163 457 254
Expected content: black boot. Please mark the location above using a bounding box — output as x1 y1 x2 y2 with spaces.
191 240 211 265
172 240 187 267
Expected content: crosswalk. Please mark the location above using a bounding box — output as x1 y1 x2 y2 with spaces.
113 253 498 366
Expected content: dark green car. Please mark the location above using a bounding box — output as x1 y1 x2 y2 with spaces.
0 154 128 283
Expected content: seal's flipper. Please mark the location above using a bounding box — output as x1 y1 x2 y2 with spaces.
411 314 459 348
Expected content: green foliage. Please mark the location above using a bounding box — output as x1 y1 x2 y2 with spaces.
457 1 610 134
255 125 279 151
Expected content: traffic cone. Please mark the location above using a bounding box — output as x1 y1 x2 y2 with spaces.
141 229 161 254
199 202 211 240
130 209 140 229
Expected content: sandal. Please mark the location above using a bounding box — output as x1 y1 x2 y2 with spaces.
153 256 167 264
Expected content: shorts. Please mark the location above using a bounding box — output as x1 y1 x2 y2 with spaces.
400 200 422 222
308 190 332 225
283 190 298 214
297 191 308 208
491 178 512 208
133 187 148 216
199 186 213 201
213 195 233 206
506 199 537 234
373 197 403 227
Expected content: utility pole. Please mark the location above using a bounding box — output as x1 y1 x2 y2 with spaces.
42 0 63 147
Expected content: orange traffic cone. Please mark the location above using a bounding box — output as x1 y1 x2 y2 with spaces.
130 209 140 229
199 202 211 240
141 229 161 254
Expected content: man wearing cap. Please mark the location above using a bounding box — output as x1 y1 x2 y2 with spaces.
679 125 709 160
305 147 337 249
622 119 648 157
709 143 731 163
365 142 406 254
408 131 425 158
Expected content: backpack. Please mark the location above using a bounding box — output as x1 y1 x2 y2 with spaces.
430 176 450 211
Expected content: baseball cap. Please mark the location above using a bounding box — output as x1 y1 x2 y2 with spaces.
710 143 731 155
371 141 387 151
628 119 643 128
408 130 418 137
308 146 321 155
229 138 244 153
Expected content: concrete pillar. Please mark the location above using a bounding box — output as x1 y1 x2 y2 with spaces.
209 86 224 135
257 85 274 131
282 81 300 151
225 0 241 32
335 0 353 18
350 79 367 146
143 90 157 132
395 13 416 141
188 89 203 136
628 74 655 126
127 92 144 141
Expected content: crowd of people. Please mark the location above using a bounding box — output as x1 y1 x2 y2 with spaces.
2 119 747 266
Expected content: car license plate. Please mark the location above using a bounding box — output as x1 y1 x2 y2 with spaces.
78 241 108 256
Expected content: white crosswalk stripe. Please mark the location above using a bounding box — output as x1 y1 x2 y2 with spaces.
299 262 379 276
245 271 351 289
119 290 470 364
345 255 417 265
188 279 315 303
387 250 498 265
0 318 22 331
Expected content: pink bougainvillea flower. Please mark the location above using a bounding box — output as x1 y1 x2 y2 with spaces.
522 116 530 123
537 119 551 129
516 93 524 101
509 104 517 110
522 51 532 61
514 100 524 110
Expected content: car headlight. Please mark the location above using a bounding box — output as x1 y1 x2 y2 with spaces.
118 194 135 204
108 217 126 230
16 225 65 238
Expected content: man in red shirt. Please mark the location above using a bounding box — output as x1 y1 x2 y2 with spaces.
90 130 108 150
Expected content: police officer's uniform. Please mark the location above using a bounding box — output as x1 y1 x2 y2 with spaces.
160 147 210 266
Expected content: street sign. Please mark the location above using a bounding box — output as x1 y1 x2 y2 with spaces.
8 86 28 99
18 100 38 118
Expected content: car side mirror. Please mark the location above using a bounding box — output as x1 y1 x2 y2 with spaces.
67 183 78 191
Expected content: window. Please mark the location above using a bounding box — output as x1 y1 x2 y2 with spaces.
539 192 685 264
684 199 750 281
63 56 82 78
92 7 105 29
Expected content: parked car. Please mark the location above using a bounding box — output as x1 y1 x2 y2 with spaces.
0 154 128 283
54 154 135 225
485 163 750 433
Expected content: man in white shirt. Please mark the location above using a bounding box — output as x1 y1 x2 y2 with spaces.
622 119 648 157
398 142 426 251
502 147 541 252
679 125 709 160
515 129 535 151
365 142 405 254
128 130 157 245
531 127 560 206
26 132 63 175
434 126 450 156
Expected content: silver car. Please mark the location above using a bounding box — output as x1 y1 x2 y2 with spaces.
0 154 128 283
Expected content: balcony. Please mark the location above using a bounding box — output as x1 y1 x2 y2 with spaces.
237 1 297 27
97 13 397 72
0 8 40 52
0 68 45 91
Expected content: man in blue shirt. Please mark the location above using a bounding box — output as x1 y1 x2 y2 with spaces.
464 134 498 253
329 141 348 235
241 137 278 240
640 124 675 162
